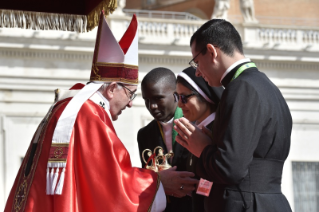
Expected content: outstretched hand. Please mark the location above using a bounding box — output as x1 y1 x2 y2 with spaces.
174 117 213 157
158 166 199 198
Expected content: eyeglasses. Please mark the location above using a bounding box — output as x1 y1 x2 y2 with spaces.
189 47 207 69
176 93 196 104
118 83 137 101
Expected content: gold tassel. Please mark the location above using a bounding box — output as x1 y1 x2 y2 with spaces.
86 0 117 31
0 0 117 33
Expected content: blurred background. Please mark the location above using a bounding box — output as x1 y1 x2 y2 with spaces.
0 0 319 211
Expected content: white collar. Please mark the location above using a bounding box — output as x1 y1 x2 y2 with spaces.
160 117 174 127
220 58 251 83
96 91 110 110
196 112 216 128
90 92 113 123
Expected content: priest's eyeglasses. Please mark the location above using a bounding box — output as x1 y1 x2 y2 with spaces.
176 93 196 104
118 83 137 101
189 47 207 69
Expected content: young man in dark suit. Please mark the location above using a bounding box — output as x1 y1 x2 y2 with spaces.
138 67 194 212
174 19 293 211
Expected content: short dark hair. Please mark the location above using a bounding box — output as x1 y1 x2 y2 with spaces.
141 67 176 90
190 19 244 56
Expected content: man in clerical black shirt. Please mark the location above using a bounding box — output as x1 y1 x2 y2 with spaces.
174 19 293 212
138 67 193 212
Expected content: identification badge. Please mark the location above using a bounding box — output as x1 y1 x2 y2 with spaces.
196 178 213 196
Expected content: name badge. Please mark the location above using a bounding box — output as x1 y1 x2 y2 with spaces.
196 178 213 196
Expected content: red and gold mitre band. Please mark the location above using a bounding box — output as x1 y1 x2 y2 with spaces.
90 12 139 85
90 62 138 84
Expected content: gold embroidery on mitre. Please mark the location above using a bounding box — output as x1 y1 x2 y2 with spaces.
90 77 139 84
14 179 28 211
96 62 138 69
92 63 101 80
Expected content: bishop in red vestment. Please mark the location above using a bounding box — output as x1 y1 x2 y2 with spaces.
4 12 166 212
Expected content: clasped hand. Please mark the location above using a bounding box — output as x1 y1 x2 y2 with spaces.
158 166 199 198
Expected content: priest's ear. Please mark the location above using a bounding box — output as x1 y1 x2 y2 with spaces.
207 44 218 60
102 82 117 100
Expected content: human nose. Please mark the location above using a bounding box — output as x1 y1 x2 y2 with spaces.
177 97 183 107
127 100 133 108
149 100 157 110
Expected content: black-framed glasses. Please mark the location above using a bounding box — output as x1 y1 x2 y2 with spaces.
176 93 196 104
118 83 137 101
189 47 206 69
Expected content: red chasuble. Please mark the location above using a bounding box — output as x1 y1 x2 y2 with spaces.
5 85 159 212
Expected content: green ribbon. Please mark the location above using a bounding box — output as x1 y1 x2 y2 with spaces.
172 107 183 146
231 62 257 81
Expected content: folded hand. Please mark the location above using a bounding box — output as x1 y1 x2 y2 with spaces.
174 117 212 157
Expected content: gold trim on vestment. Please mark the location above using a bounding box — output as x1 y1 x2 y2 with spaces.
11 102 67 212
48 159 68 162
51 143 69 147
14 179 27 211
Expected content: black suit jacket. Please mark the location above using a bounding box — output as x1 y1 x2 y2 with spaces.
196 62 293 212
138 119 191 212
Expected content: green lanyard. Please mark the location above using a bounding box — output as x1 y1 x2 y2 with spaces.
231 62 257 81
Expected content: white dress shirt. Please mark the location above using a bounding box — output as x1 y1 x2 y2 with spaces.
160 117 174 153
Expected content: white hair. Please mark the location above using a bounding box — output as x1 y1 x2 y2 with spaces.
97 82 123 93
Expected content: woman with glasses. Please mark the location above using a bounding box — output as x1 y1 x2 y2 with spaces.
176 67 224 212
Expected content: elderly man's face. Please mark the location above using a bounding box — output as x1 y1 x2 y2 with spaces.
109 84 137 121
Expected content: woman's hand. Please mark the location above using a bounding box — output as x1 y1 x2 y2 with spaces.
174 117 213 157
